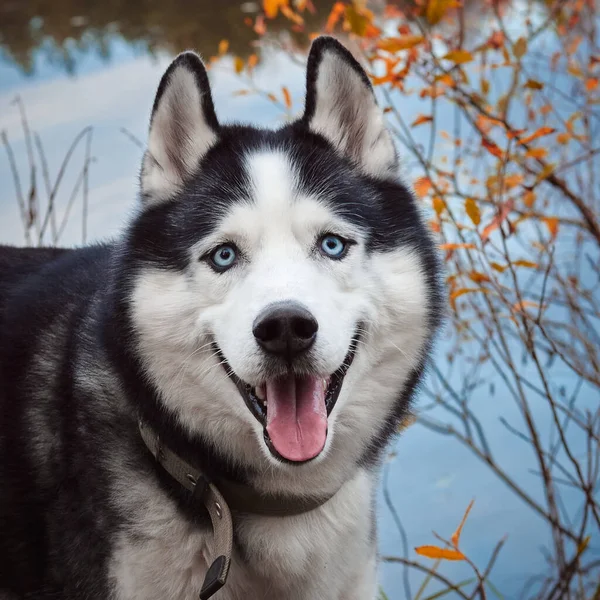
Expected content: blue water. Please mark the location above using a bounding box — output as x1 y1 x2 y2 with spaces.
1 30 598 599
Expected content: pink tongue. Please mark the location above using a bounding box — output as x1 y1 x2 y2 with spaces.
265 375 327 462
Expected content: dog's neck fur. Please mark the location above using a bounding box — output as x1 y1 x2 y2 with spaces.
138 417 344 516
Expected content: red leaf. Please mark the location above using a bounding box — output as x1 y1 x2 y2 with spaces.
543 217 559 239
415 545 466 561
518 127 556 145
414 177 432 198
438 243 476 250
282 86 292 109
481 199 515 243
482 138 503 158
451 499 475 548
411 114 433 127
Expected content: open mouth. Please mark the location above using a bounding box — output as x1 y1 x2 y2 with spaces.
215 335 359 464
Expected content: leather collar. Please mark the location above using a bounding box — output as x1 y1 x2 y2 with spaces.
138 419 339 598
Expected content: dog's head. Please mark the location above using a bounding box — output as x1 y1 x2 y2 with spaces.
122 37 442 488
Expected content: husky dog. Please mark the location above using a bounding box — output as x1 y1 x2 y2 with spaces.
0 37 442 599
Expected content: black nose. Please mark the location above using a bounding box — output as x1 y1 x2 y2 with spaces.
253 302 318 359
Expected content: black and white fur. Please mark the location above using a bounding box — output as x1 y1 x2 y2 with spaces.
0 37 443 599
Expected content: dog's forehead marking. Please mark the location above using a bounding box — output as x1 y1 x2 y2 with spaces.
246 150 296 212
216 149 358 247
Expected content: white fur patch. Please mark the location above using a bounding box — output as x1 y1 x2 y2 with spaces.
109 462 377 600
130 148 430 492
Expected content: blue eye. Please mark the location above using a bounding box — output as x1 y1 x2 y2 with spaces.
209 244 237 271
319 234 347 259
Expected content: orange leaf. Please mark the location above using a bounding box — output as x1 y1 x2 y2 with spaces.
578 535 591 554
513 300 539 313
506 128 527 139
234 57 245 74
504 173 524 189
481 198 515 243
281 5 304 25
443 49 473 65
264 0 283 19
524 79 544 90
248 54 259 69
469 271 490 284
425 0 454 25
523 190 536 207
344 4 372 36
465 197 481 226
536 163 556 183
556 132 571 145
567 35 583 55
282 86 292 109
513 37 527 59
267 93 278 103
420 86 444 99
412 114 433 127
513 260 538 268
378 35 424 52
254 15 266 35
451 499 474 548
415 545 465 561
449 287 491 310
490 262 507 273
487 30 505 50
435 73 455 87
482 138 503 158
586 78 599 91
519 127 556 145
432 196 445 216
439 243 476 250
325 2 345 32
543 217 559 239
525 148 548 159
414 177 432 198
218 39 229 55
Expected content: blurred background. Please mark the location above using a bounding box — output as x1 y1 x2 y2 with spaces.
1 0 599 598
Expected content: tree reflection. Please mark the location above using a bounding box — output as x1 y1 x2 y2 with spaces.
0 0 334 73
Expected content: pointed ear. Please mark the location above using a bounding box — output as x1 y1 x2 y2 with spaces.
141 51 219 203
301 37 397 178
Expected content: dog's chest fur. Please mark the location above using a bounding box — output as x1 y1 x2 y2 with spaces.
109 465 376 599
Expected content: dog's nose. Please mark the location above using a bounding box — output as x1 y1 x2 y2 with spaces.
253 302 318 358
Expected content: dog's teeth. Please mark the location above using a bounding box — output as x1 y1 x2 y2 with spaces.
255 385 265 400
322 379 328 389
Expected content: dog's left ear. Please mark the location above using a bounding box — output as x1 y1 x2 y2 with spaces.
141 51 219 204
302 37 397 178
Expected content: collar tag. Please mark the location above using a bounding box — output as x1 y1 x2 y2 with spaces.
199 555 228 599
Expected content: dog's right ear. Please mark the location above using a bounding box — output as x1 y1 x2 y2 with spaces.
141 52 219 204
301 37 397 178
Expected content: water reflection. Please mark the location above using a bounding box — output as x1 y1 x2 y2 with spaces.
0 0 335 73
0 0 525 75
